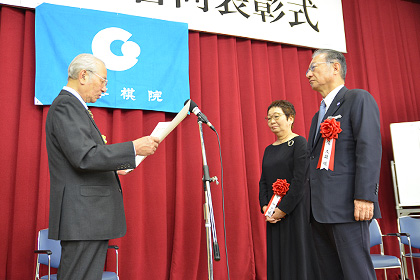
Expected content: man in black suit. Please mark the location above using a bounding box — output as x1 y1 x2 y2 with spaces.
306 49 382 280
45 53 160 280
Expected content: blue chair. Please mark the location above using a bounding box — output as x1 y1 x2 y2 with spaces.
398 216 420 280
34 229 119 280
369 219 406 280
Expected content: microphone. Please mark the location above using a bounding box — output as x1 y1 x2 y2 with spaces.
185 99 216 132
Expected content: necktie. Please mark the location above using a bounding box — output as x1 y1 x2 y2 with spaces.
87 109 94 119
315 100 326 141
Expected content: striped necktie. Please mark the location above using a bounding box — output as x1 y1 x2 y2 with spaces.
87 109 94 119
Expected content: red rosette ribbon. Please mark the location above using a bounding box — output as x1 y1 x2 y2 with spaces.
317 118 342 170
264 179 290 217
319 118 342 141
272 179 290 200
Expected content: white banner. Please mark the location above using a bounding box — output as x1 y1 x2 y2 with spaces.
1 0 346 52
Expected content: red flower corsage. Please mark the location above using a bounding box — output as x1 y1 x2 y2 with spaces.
317 117 342 171
320 118 342 140
272 179 290 199
264 179 290 217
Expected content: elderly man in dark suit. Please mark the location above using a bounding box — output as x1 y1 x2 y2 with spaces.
306 49 382 280
45 53 160 280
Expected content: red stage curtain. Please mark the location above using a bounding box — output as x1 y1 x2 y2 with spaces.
1 0 420 279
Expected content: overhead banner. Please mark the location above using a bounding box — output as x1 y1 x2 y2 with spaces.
34 3 190 112
6 0 346 52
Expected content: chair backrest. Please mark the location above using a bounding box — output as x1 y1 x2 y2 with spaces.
399 216 420 248
369 219 383 247
37 229 62 268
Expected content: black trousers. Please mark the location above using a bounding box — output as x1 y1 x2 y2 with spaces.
311 218 376 280
58 240 109 280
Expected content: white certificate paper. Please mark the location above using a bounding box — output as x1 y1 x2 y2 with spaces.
132 100 190 168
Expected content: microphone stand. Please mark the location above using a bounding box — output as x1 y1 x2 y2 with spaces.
197 120 220 280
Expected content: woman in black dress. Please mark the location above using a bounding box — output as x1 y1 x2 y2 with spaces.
259 100 320 280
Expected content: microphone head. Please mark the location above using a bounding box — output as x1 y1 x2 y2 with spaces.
185 99 198 113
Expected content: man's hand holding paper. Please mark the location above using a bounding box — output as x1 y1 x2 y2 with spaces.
133 136 160 156
120 100 190 175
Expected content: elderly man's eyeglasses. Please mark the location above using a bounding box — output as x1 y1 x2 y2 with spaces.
306 61 333 75
87 70 108 86
265 113 285 122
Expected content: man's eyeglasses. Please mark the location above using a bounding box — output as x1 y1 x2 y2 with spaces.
306 61 333 75
87 70 108 87
265 113 285 122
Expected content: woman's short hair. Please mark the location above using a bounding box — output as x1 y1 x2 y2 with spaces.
267 100 296 121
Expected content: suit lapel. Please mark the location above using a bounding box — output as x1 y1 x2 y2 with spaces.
85 109 104 143
312 86 348 149
82 100 121 187
309 113 318 148
324 86 347 120
60 90 103 142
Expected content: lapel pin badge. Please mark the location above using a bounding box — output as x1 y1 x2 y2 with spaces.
327 115 342 120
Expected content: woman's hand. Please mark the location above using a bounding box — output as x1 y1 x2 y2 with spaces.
263 206 286 223
271 208 286 220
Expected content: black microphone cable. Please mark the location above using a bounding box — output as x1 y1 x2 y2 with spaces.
214 128 230 280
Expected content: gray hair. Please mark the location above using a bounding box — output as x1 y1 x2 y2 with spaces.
68 53 105 80
313 49 347 81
